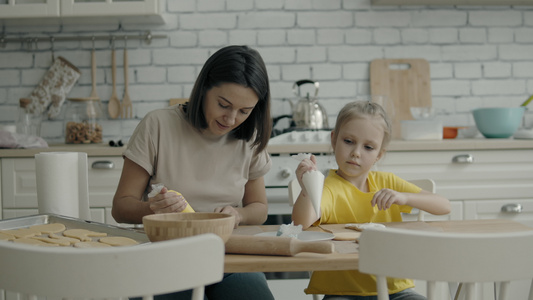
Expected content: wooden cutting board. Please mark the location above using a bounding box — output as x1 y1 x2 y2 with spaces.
370 59 432 139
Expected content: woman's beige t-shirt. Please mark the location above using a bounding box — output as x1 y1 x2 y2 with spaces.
123 106 272 212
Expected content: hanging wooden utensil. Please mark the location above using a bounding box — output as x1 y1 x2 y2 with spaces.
107 46 121 119
121 45 132 119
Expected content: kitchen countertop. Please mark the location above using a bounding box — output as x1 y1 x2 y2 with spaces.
0 138 532 158
267 138 533 154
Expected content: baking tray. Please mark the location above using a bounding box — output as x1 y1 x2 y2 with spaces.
0 214 150 244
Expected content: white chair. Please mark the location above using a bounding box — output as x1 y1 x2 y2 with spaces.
404 178 436 221
0 233 225 300
358 227 533 300
288 178 435 221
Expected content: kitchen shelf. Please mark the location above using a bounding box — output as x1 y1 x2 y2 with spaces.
372 0 533 5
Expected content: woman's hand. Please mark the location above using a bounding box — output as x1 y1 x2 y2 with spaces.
148 187 190 214
371 188 408 210
214 206 241 228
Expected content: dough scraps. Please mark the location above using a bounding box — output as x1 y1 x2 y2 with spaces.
48 233 81 245
74 241 112 248
31 236 71 246
99 236 139 246
13 238 59 247
63 229 107 242
332 231 361 241
29 223 66 234
345 223 386 232
5 228 41 238
0 231 15 241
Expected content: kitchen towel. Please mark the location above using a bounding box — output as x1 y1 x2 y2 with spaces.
35 152 91 220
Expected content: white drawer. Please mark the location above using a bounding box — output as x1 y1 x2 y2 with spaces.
377 150 533 201
464 199 533 227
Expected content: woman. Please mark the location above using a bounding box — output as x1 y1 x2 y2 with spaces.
112 45 275 300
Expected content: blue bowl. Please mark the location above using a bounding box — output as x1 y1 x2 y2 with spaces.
472 107 525 138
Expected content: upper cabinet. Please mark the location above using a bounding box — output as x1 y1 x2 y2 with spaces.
0 0 163 24
0 0 60 18
372 0 533 4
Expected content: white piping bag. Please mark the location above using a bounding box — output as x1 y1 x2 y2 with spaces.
292 153 324 217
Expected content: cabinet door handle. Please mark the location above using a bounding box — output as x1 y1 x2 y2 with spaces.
91 161 115 169
501 203 522 213
452 154 474 164
281 168 292 178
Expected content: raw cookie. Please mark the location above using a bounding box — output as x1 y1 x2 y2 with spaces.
49 233 81 245
5 228 41 238
345 223 386 232
63 229 107 242
29 223 66 234
0 231 15 241
99 236 139 246
13 238 59 247
31 236 71 246
332 232 361 241
74 241 112 248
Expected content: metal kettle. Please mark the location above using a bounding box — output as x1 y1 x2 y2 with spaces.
289 80 329 130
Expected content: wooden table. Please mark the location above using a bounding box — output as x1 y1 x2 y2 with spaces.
224 219 533 273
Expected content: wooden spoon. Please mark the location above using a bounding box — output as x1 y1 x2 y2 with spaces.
107 48 121 119
121 47 132 119
90 48 99 100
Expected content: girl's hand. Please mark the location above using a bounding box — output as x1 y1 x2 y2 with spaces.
214 205 241 228
148 187 190 214
295 155 318 195
371 188 408 210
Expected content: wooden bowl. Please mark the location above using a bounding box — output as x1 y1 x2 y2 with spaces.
142 212 235 243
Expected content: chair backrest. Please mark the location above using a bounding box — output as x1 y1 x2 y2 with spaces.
358 227 533 300
288 178 435 221
0 233 225 300
405 178 435 221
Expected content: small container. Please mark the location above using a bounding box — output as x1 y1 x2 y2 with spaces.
64 98 103 144
401 120 443 140
16 98 42 136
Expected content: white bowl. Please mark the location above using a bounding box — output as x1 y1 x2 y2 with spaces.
410 107 436 120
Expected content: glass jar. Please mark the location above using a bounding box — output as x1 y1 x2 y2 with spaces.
64 98 103 144
16 98 42 136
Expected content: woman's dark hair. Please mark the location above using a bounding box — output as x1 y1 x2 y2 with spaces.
185 45 271 154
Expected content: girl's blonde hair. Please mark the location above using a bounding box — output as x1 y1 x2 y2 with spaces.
332 101 392 151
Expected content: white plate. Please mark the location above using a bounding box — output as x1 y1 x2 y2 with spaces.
255 231 334 241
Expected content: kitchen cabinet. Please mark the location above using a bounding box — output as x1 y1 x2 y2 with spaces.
0 0 163 24
377 149 533 207
0 156 123 225
0 0 60 18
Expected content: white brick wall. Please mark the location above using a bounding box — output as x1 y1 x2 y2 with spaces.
0 0 532 144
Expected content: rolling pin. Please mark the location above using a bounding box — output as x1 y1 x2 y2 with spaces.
225 235 335 256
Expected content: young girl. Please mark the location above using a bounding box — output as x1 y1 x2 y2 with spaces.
292 101 451 300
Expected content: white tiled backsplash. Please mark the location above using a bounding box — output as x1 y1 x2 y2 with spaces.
1 0 532 144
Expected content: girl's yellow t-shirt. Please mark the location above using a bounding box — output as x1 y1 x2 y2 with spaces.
305 170 421 296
